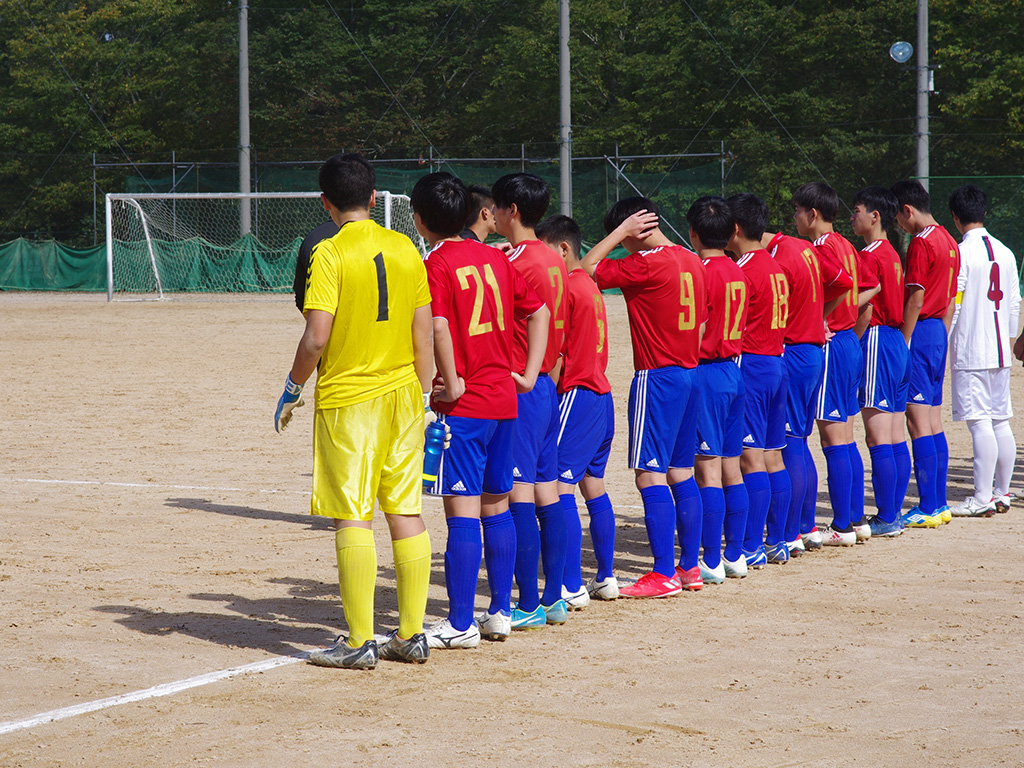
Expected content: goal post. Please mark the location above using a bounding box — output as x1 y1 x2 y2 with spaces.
105 191 425 300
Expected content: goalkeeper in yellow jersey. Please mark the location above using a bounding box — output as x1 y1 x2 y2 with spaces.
274 153 435 670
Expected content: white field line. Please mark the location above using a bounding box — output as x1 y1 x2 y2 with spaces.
0 654 306 736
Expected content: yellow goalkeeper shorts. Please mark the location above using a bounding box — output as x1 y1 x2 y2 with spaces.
311 381 424 521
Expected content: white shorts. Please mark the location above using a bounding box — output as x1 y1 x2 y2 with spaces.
951 368 1013 421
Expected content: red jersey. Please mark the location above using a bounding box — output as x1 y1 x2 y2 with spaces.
814 232 862 332
594 244 707 370
904 224 961 320
768 233 852 345
859 239 904 327
558 269 611 394
736 249 788 356
699 255 747 360
425 239 544 419
507 240 569 374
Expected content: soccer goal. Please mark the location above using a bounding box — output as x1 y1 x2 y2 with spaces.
105 191 425 300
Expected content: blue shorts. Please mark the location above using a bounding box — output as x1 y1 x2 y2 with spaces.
908 318 948 407
429 416 515 496
740 354 788 451
816 329 863 422
628 366 698 471
556 389 614 484
696 360 745 458
896 349 912 413
860 325 910 413
512 374 559 484
783 343 825 438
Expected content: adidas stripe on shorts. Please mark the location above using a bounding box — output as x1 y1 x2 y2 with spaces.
815 328 863 422
512 374 560 484
739 353 788 451
555 388 614 484
859 325 909 413
907 317 949 407
627 366 698 472
696 359 745 458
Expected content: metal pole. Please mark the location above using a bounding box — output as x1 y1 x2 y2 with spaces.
171 150 177 240
916 0 929 192
720 140 725 197
239 1 252 235
93 152 97 246
558 0 572 216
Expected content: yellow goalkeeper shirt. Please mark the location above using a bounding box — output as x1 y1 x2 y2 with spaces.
303 218 430 409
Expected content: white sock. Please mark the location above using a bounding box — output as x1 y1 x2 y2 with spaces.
967 418 997 502
993 419 1016 497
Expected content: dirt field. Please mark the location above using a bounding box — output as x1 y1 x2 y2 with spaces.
1 293 1022 767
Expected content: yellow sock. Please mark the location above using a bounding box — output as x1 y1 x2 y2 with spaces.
335 526 377 648
392 530 431 640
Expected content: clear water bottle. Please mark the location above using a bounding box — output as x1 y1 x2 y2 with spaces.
423 419 447 489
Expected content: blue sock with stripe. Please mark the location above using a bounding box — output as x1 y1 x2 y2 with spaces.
585 494 616 581
782 437 807 543
848 442 865 524
698 486 725 569
742 471 771 552
640 485 676 577
934 431 949 508
481 511 516 615
560 494 583 593
822 444 853 530
766 469 792 546
444 517 482 631
509 501 540 612
893 441 911 515
912 435 938 513
868 444 898 524
537 501 567 607
723 483 749 561
803 443 819 534
671 477 702 571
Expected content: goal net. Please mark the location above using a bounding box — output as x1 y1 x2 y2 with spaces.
105 192 425 300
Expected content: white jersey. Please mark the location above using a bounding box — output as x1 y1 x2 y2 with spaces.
948 227 1021 370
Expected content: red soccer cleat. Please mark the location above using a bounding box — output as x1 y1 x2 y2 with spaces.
674 565 703 591
619 570 682 598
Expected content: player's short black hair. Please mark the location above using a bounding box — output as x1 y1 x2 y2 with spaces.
948 184 988 225
410 172 470 237
685 195 734 250
490 173 550 228
466 184 493 227
792 182 840 222
535 214 582 259
603 196 660 234
890 179 931 214
319 153 375 212
726 193 769 241
853 186 899 230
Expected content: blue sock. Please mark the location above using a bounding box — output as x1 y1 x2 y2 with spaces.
822 444 853 530
671 477 702 571
893 441 911 515
640 485 676 577
537 501 567 606
742 471 771 552
444 517 482 631
766 469 792 546
848 442 865 524
585 494 616 581
868 444 898 524
803 444 819 534
509 501 540 611
560 494 583 592
698 486 725 569
782 437 807 542
481 511 516 615
934 431 949 508
723 483 749 561
912 435 938 513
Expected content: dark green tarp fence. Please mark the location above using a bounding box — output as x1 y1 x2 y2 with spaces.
0 239 106 292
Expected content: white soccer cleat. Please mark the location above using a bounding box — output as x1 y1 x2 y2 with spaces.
423 618 480 649
586 575 620 600
562 585 591 611
852 517 872 543
800 528 823 550
475 609 511 641
722 555 747 579
821 524 856 547
949 496 997 518
994 494 1011 514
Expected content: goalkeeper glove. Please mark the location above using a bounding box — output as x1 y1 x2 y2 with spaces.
275 374 305 433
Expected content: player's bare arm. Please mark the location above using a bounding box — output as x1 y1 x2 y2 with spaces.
902 287 924 346
412 304 435 395
275 309 334 432
511 304 550 393
858 284 881 308
581 210 658 275
431 317 466 402
941 296 956 333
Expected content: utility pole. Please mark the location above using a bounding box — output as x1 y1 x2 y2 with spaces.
558 0 572 216
916 0 929 192
239 1 252 235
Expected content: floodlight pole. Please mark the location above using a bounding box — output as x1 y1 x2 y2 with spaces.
916 0 929 192
239 1 252 235
558 0 572 216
